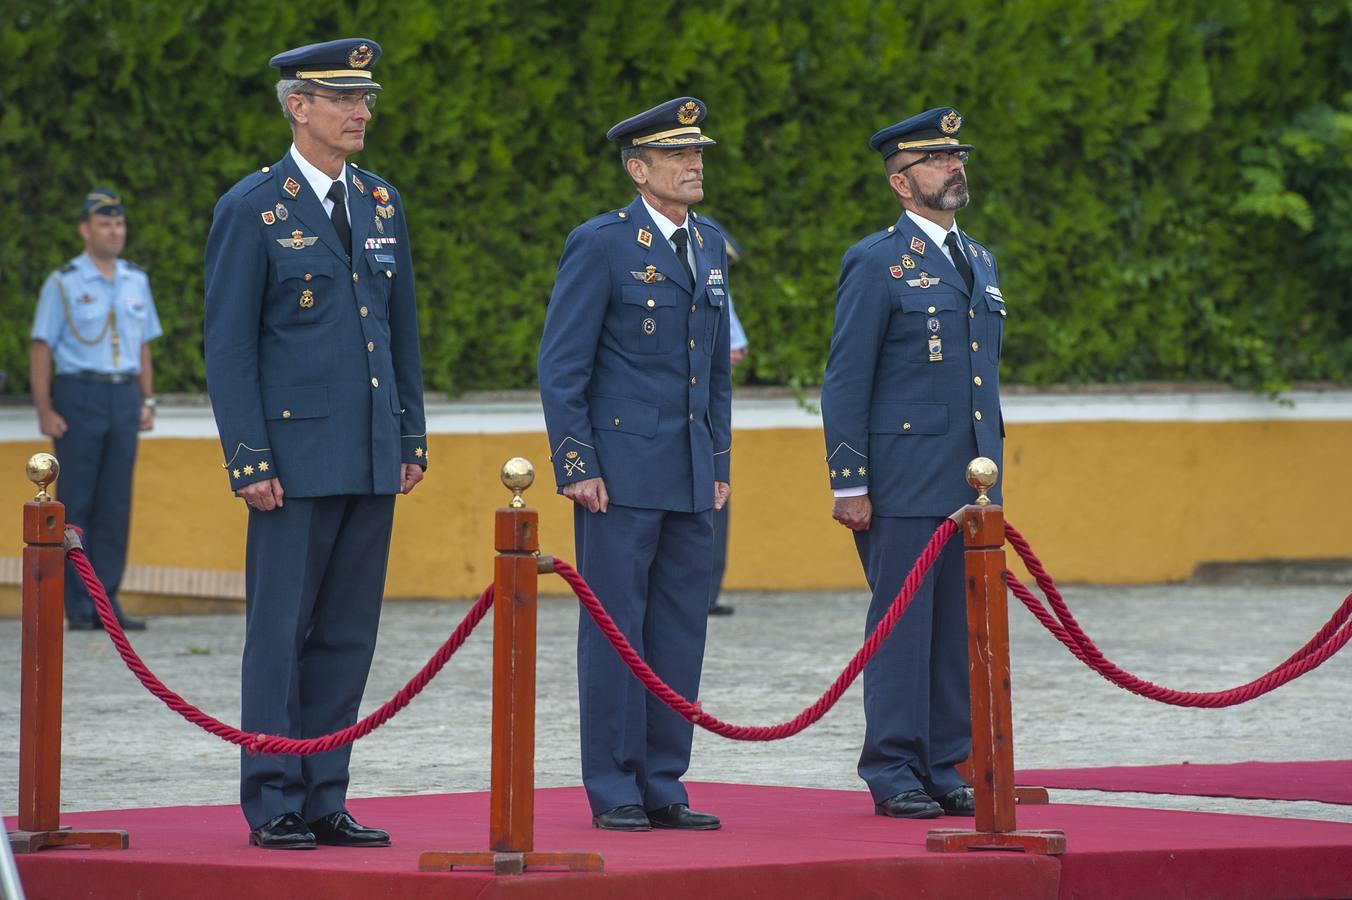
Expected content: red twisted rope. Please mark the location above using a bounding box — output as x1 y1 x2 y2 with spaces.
553 517 959 740
1003 521 1352 707
69 545 493 755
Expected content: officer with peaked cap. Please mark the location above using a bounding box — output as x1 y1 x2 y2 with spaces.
821 107 1005 819
30 188 161 632
538 97 732 832
203 37 428 850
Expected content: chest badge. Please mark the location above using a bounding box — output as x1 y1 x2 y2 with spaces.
633 264 665 283
373 186 390 204
637 227 653 248
901 254 916 269
299 289 315 309
907 272 938 289
982 249 992 267
374 215 385 234
909 236 926 255
275 203 289 222
278 229 319 250
928 335 944 362
642 316 657 336
283 177 301 198
260 211 276 226
889 265 903 279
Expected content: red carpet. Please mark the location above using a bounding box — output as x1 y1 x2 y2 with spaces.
1018 760 1352 805
11 782 1352 900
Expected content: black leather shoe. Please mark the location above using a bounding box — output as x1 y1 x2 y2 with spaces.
936 786 976 816
249 812 316 849
115 613 147 631
591 805 651 831
308 811 391 847
875 789 943 819
708 603 736 616
68 618 101 631
647 803 721 830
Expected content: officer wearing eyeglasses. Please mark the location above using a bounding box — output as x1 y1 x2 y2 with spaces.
821 107 1006 820
203 37 428 851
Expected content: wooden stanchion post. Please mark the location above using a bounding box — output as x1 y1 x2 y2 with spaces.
928 458 1064 855
419 458 602 875
8 453 128 854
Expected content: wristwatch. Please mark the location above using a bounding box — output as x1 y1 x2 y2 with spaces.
142 397 157 409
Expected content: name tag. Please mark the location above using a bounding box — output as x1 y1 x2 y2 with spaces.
374 254 395 264
711 287 725 296
985 285 1003 298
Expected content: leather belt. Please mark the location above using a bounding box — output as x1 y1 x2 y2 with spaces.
57 372 135 384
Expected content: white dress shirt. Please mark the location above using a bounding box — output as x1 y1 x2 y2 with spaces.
289 144 350 225
641 195 697 278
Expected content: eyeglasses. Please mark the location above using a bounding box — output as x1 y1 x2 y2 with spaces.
301 91 378 111
896 150 969 174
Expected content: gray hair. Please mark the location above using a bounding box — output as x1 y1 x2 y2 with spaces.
620 145 652 186
276 78 310 126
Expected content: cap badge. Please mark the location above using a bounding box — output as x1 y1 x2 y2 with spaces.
283 177 301 198
889 265 903 279
274 203 289 221
348 44 374 68
261 211 276 226
637 227 653 248
910 236 926 255
901 253 916 269
940 111 962 134
676 101 700 125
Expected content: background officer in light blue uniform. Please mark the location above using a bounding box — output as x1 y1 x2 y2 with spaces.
538 97 732 833
204 38 427 851
821 108 1006 819
30 188 161 632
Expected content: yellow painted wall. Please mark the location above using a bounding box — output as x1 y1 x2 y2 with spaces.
0 418 1348 607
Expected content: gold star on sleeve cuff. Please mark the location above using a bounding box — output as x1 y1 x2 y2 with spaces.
243 464 254 476
258 460 270 472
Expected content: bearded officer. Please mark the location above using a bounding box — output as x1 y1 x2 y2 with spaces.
538 97 732 832
821 108 1006 819
204 38 427 850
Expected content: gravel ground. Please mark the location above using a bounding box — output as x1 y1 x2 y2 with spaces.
2 582 1349 824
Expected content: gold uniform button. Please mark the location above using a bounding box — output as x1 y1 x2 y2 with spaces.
282 409 292 419
689 339 696 349
261 166 271 173
352 273 360 283
371 377 379 388
974 410 983 421
360 306 369 317
927 306 936 314
385 270 393 279
690 304 696 313
613 418 621 426
974 375 983 386
887 225 895 233
690 377 697 385
304 273 313 282
999 309 1007 317
647 298 656 308
971 341 979 351
688 413 695 421
968 309 975 319
903 422 912 431
367 342 375 352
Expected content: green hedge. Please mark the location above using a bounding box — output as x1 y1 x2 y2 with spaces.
4 0 1350 394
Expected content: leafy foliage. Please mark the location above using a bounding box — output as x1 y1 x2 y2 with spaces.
3 0 1350 394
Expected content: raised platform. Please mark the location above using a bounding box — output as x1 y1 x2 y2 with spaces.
1018 760 1352 805
10 782 1352 899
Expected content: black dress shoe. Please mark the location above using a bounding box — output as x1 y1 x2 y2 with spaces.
647 803 721 830
708 602 736 616
308 811 391 847
115 613 147 631
249 812 316 849
68 618 101 632
936 786 976 816
875 789 943 819
592 805 651 831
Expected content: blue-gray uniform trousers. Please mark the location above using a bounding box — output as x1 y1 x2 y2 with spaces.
53 375 140 623
854 516 969 802
574 502 713 816
239 493 395 828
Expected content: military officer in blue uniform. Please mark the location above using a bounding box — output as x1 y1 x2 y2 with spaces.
821 108 1006 819
203 38 428 850
30 188 160 632
538 97 732 832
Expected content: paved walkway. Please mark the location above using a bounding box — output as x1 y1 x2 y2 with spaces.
2 581 1349 824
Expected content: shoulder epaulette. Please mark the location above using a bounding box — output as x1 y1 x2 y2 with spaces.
123 260 145 272
57 263 76 274
589 209 631 230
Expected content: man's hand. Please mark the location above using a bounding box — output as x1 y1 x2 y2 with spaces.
139 404 155 432
401 463 424 494
37 409 68 440
563 476 609 514
832 494 872 531
237 477 285 512
730 347 748 368
714 481 731 511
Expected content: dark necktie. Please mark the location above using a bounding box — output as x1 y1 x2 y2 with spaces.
327 180 351 254
671 226 696 288
945 231 974 294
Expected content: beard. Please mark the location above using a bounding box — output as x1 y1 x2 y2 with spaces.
910 173 970 211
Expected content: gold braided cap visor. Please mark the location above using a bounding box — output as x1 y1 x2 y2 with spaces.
295 69 383 89
631 126 716 147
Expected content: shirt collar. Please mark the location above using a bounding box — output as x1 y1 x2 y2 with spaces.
289 144 348 204
905 209 961 252
640 195 688 242
75 252 116 283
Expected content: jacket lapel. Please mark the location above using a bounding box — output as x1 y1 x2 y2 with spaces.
348 168 374 258
689 218 710 303
276 154 349 264
628 197 692 292
897 214 971 300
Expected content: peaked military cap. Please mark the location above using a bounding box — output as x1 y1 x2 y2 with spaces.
869 107 973 160
607 97 716 148
270 38 383 91
82 188 123 219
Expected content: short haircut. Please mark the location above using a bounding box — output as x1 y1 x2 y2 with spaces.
620 145 653 186
276 78 309 126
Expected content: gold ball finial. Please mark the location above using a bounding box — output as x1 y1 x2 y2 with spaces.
27 452 60 502
501 457 535 508
966 457 999 506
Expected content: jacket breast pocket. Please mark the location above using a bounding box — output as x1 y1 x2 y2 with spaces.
620 285 681 354
702 291 724 354
868 400 949 435
589 394 659 438
888 286 962 360
261 385 330 421
365 250 397 316
985 294 1006 361
273 256 339 325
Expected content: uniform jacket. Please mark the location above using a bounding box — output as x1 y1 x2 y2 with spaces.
203 152 427 498
33 253 162 375
821 211 1005 517
538 196 732 513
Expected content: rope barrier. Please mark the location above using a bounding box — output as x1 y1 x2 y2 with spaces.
1004 521 1352 707
553 517 960 740
70 544 494 755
